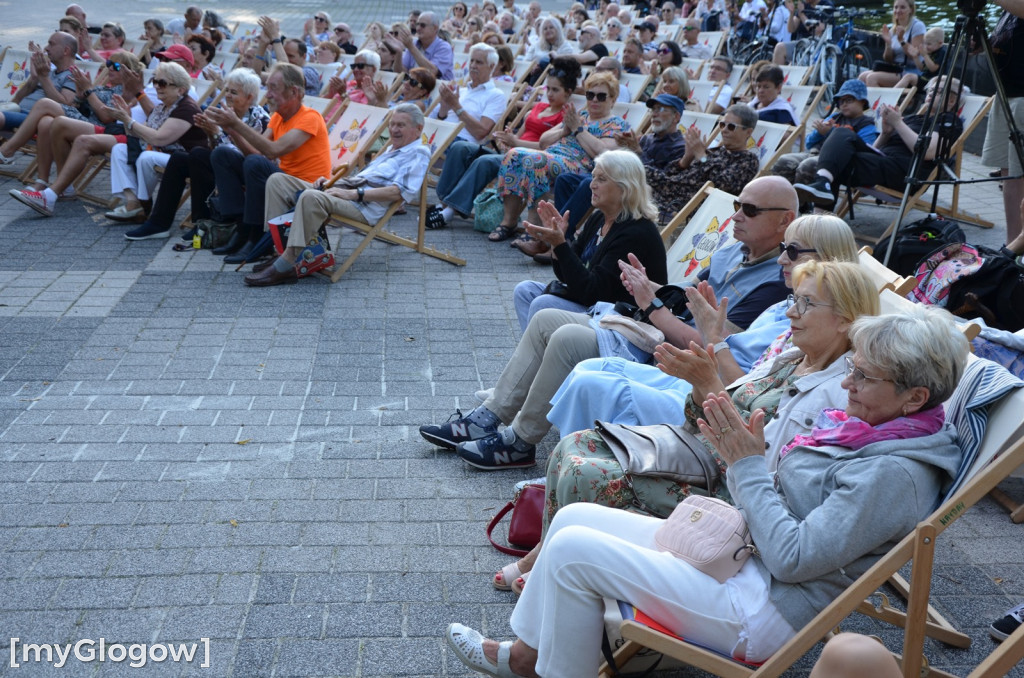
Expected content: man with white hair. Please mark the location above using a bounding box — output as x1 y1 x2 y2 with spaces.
661 2 684 25
396 11 454 81
429 43 510 226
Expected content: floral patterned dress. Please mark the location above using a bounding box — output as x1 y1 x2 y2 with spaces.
543 357 802 529
497 111 629 206
646 146 760 225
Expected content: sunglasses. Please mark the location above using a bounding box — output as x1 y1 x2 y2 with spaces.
353 63 371 71
152 78 171 88
334 27 348 33
683 25 699 30
404 75 421 87
585 90 609 101
733 201 788 218
390 30 400 35
314 16 328 21
657 47 672 54
416 21 431 28
105 59 122 71
719 120 748 131
778 241 816 260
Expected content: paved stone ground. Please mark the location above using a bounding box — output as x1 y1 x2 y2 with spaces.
1 2 1024 677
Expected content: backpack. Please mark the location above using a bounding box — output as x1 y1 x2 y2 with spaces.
873 215 965 277
911 243 1024 332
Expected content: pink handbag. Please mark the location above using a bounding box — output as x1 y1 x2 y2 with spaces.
653 496 757 584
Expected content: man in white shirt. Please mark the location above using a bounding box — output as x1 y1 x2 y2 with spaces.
166 5 203 39
680 18 714 59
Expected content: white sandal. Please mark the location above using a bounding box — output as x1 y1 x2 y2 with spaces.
445 623 521 678
493 561 524 591
511 570 530 596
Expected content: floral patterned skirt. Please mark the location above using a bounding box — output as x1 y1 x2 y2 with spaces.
498 147 587 206
543 429 731 532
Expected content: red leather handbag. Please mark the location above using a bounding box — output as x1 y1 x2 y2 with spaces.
486 483 545 556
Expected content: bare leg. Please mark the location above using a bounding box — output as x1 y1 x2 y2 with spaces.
772 41 787 65
502 193 525 228
121 188 141 211
481 639 540 678
809 633 901 678
0 98 64 156
50 134 117 195
495 543 541 588
34 116 55 184
49 117 100 180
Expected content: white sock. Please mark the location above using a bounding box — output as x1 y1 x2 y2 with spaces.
441 206 455 223
817 169 834 183
42 188 58 203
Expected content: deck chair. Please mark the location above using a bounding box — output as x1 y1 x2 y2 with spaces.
865 86 917 132
604 41 626 61
660 182 738 284
876 288 981 342
326 101 391 175
567 96 651 133
452 53 471 87
621 72 652 103
697 31 726 57
782 85 824 129
210 51 239 75
688 80 725 113
305 62 343 96
451 39 469 55
0 49 30 178
679 110 720 141
836 94 995 241
857 247 917 296
376 70 402 100
779 64 812 86
511 58 537 88
709 119 800 174
681 57 706 79
605 356 1024 678
325 117 465 282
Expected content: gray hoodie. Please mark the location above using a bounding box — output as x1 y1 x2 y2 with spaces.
726 421 962 631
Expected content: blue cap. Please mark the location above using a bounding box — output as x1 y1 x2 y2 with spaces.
646 93 687 114
833 79 869 107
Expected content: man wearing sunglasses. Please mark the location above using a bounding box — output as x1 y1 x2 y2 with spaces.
332 23 358 55
680 18 713 59
661 3 684 25
567 26 608 65
396 12 454 81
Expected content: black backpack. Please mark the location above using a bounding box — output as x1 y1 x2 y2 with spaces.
873 215 965 277
945 245 1024 333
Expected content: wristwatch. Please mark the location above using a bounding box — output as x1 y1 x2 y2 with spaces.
640 297 665 322
712 341 730 355
356 187 365 203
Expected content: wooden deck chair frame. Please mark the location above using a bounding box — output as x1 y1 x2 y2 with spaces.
325 118 465 282
504 86 544 134
835 95 995 243
857 246 917 296
605 369 1024 678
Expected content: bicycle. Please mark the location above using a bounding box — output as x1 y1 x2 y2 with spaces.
793 6 878 115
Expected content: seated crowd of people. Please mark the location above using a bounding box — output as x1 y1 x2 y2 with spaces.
2 1 1023 675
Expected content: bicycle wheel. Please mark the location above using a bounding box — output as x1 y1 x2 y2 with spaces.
841 43 872 82
816 44 840 116
790 38 813 66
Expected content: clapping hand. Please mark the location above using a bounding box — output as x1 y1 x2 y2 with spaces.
524 200 569 247
615 130 641 153
562 102 581 135
619 252 657 308
685 281 729 344
107 94 133 122
71 65 94 93
696 392 765 465
654 341 720 387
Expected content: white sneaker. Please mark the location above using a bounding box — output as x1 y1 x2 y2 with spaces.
9 188 54 217
0 150 14 165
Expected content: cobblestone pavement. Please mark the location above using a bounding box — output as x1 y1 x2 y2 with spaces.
1 2 1023 677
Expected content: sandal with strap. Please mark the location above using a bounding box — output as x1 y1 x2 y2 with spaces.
488 224 516 242
511 570 530 596
493 561 525 591
445 623 522 678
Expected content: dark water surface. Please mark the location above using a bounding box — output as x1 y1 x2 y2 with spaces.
852 0 1004 31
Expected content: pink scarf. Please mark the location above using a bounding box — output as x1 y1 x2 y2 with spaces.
779 406 945 459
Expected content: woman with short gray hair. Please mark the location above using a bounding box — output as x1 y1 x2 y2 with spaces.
115 67 271 241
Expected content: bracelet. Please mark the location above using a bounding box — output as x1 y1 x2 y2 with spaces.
135 91 146 100
712 341 730 355
126 119 135 132
356 186 365 203
453 107 465 117
82 88 95 98
269 37 282 44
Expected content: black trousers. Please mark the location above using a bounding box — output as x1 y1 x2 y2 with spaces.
149 147 215 231
815 127 909 190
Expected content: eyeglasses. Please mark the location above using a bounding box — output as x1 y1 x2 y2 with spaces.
403 75 421 88
844 357 893 385
334 27 348 33
835 96 858 105
787 293 833 317
733 200 787 218
585 90 609 101
152 78 170 88
351 63 368 69
105 59 122 71
778 241 817 260
657 47 672 54
719 120 749 132
416 21 431 28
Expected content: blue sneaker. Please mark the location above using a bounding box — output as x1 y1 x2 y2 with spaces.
456 432 536 470
419 409 497 450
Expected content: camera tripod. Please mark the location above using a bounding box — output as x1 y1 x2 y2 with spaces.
881 0 1024 267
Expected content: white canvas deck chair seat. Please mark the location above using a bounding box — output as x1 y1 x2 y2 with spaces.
697 31 725 56
708 119 801 175
681 57 706 80
836 94 994 242
660 182 737 284
688 79 725 113
781 84 824 131
865 86 917 131
620 72 652 103
602 354 1024 678
325 101 390 178
325 117 464 282
210 51 239 75
679 110 720 143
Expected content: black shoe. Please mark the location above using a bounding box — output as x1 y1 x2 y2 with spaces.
456 432 537 470
794 178 836 210
990 602 1024 642
213 230 246 255
181 226 197 241
223 240 256 264
418 409 498 450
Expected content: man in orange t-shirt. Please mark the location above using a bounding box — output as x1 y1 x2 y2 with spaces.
206 63 331 263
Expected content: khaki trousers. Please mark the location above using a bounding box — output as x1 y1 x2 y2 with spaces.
264 173 367 249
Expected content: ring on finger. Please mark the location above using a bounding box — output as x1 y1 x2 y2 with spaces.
720 426 733 435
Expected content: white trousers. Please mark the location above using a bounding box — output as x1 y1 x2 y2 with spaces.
509 503 796 678
110 145 169 200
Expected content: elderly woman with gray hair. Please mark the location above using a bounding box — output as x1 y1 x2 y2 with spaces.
124 68 270 241
447 301 968 678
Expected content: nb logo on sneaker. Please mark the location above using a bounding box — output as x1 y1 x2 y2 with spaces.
450 422 469 438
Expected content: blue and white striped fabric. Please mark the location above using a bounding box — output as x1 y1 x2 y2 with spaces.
942 357 1024 501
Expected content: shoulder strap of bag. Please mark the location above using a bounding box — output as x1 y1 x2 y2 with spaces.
486 502 530 557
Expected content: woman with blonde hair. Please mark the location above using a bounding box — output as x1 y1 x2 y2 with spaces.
490 71 629 241
858 0 926 87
